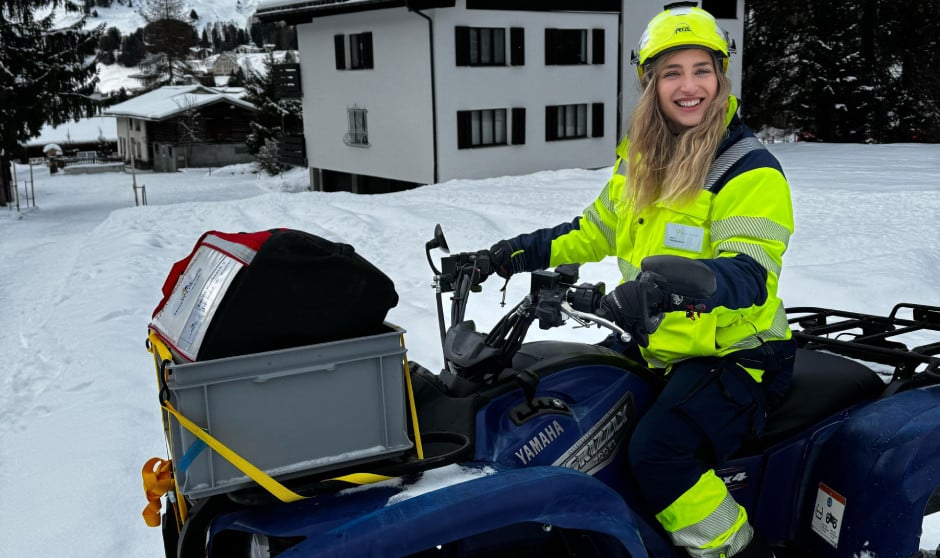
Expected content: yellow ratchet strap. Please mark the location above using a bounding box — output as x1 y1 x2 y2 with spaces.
144 330 406 520
141 457 173 527
145 332 189 526
161 400 309 503
401 333 424 460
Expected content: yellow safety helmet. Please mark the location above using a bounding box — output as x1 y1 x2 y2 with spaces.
631 3 734 78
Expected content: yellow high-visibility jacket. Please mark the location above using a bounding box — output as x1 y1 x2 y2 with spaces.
504 96 793 369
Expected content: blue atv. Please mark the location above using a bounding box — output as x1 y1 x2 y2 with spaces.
162 226 940 558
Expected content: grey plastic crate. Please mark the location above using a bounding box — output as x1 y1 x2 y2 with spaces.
165 324 412 499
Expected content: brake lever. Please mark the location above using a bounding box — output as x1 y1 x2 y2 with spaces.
560 301 632 344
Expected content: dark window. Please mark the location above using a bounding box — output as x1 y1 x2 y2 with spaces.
345 107 368 146
205 116 233 142
591 103 604 138
545 104 588 141
510 27 525 66
334 34 346 70
701 0 736 19
349 32 373 70
545 28 587 65
455 26 506 66
511 107 526 144
457 108 507 148
592 29 605 64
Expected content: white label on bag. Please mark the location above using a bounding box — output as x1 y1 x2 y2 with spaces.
810 482 845 547
664 223 704 253
151 245 244 361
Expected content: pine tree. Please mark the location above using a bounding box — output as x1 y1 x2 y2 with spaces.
879 0 940 141
243 53 301 174
743 0 940 143
137 0 198 87
117 28 145 66
0 0 101 205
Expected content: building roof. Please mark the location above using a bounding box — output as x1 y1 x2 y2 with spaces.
23 116 118 148
255 0 453 24
255 0 620 24
102 85 255 121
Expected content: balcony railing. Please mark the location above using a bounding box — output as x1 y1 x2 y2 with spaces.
273 63 302 99
277 134 307 167
343 131 369 147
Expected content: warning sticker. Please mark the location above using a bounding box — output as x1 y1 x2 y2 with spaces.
811 482 846 547
151 245 243 361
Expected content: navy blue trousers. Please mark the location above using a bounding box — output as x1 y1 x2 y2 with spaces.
627 340 796 513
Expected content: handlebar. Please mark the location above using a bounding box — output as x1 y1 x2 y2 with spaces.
425 226 636 381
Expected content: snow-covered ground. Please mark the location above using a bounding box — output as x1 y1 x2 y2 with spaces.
0 143 938 556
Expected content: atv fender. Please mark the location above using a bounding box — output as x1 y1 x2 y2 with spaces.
801 385 940 557
211 465 649 557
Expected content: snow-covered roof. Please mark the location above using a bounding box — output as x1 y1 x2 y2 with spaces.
23 116 118 147
102 85 255 121
254 0 408 22
256 0 390 11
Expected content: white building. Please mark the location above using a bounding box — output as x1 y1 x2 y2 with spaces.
254 0 744 193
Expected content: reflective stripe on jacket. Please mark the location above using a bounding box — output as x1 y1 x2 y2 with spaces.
512 96 794 369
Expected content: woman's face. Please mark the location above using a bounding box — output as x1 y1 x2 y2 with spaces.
655 48 719 131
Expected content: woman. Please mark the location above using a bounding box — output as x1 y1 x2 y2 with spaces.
480 6 794 558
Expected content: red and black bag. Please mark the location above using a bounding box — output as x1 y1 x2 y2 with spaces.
150 228 398 362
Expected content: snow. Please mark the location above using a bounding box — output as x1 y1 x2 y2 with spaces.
57 0 263 35
102 85 251 120
0 143 939 556
384 464 497 505
96 61 146 95
26 116 117 148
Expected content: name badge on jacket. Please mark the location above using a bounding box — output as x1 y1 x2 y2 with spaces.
664 223 704 253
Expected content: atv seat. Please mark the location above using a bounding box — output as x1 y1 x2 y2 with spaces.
755 348 886 449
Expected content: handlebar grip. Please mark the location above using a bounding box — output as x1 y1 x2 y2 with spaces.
568 282 606 313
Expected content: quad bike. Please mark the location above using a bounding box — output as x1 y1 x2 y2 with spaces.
161 226 940 558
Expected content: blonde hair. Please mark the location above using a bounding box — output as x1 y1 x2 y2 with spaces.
625 51 732 212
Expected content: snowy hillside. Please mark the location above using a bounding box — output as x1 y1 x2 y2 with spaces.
57 0 263 35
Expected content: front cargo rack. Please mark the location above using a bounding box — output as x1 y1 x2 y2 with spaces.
786 303 940 383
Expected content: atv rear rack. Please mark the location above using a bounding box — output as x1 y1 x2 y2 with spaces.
786 303 940 382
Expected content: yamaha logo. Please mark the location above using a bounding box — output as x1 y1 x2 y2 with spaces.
514 420 565 465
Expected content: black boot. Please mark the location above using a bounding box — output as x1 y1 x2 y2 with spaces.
734 532 774 558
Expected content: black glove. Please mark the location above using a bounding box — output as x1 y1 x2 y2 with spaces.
471 249 496 283
489 240 528 279
597 272 671 347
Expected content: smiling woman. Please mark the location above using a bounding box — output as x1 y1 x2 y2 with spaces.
470 5 792 557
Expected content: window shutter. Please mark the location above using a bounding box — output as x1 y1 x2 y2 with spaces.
592 29 605 65
362 32 374 69
592 103 604 138
545 106 557 141
510 27 525 66
511 107 526 144
544 29 556 65
334 34 346 70
457 111 472 149
455 26 470 66
702 0 737 19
